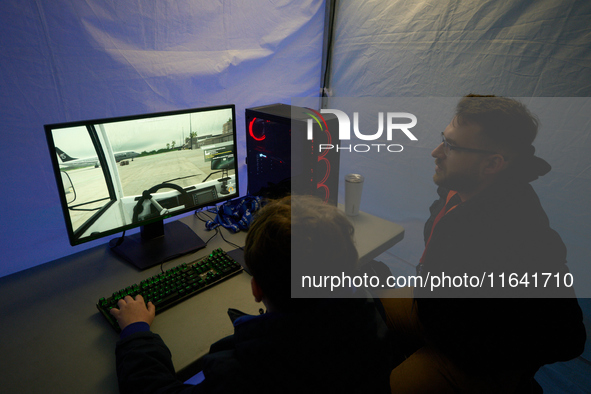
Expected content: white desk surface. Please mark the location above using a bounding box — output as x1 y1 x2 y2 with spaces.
0 207 403 393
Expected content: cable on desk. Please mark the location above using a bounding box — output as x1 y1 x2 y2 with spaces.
111 230 126 248
194 206 215 222
197 204 243 251
194 208 221 244
218 226 243 251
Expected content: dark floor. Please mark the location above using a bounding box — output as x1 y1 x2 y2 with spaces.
536 357 591 393
538 298 591 393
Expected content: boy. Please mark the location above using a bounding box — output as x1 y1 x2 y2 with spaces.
112 195 394 393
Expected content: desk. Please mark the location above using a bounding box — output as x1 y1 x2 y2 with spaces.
0 208 403 393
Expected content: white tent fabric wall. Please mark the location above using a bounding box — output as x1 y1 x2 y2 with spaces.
327 0 591 386
330 0 591 97
0 0 326 278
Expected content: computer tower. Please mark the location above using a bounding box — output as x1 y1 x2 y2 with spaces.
245 103 340 205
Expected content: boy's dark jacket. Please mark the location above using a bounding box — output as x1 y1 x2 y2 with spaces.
116 296 394 394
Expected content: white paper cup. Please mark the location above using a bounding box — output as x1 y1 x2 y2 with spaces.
345 174 364 216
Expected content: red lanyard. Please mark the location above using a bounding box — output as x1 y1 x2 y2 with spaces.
419 191 460 264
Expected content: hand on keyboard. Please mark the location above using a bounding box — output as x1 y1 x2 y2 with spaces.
97 248 244 332
110 294 156 331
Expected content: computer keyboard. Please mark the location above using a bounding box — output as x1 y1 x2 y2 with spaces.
97 248 243 332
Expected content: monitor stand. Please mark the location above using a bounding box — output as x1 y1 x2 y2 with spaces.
109 220 206 270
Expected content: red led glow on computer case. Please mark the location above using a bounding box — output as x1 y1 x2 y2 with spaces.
305 108 332 203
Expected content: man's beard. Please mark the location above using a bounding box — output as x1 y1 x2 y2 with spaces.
433 162 481 193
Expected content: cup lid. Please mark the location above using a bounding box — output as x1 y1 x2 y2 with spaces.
345 174 364 183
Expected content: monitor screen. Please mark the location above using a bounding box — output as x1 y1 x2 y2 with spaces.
45 104 239 269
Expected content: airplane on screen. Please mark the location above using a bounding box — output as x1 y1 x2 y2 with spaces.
55 147 140 169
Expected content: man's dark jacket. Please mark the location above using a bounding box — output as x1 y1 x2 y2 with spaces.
415 160 586 374
115 296 394 394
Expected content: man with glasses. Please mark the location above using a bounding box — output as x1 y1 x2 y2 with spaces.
381 95 585 393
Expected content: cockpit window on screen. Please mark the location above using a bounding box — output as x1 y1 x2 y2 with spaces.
52 125 112 232
46 105 238 246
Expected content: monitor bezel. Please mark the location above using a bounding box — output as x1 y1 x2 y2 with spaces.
45 104 239 247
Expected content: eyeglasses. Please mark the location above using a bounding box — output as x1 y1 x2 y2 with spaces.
440 133 499 156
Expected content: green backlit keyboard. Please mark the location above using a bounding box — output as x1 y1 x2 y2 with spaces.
97 248 243 332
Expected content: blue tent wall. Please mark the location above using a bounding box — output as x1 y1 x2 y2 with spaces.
327 0 591 389
0 0 326 277
327 1 591 292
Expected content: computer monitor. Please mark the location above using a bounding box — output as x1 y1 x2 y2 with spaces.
45 104 239 270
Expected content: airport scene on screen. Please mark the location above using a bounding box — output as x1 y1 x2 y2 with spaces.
46 105 238 246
